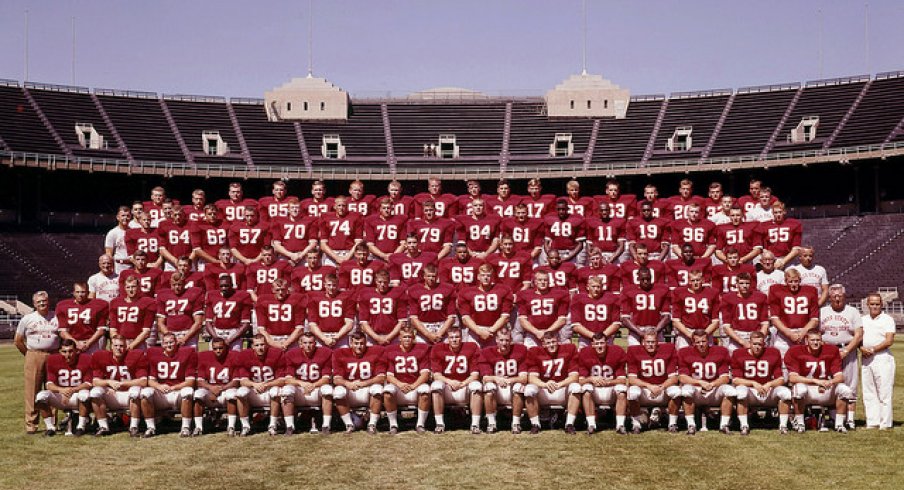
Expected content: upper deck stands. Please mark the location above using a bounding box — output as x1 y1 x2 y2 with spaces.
0 85 61 155
591 99 663 164
649 93 730 161
27 86 122 159
96 93 184 163
387 103 506 158
708 87 797 158
832 75 904 148
230 102 304 166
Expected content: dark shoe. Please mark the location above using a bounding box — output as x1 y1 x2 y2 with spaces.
564 424 576 435
530 424 541 435
95 427 111 437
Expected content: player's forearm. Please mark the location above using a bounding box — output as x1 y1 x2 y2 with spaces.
672 320 692 337
612 242 626 261
547 317 567 333
655 315 671 333
490 315 510 333
230 248 251 265
620 317 641 336
679 375 703 386
284 327 305 346
705 319 720 335
700 245 716 259
572 324 593 339
193 248 219 264
358 375 386 388
723 326 745 346
437 244 452 260
160 248 179 265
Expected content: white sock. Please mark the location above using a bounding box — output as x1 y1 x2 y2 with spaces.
269 415 279 428
512 415 521 427
387 411 399 428
44 417 55 430
78 416 89 429
130 417 139 429
416 410 428 427
486 412 497 425
835 414 845 428
227 415 237 429
194 416 204 429
529 416 540 426
368 412 379 426
612 415 621 428
434 414 445 426
98 418 109 430
471 414 481 427
322 415 332 429
847 410 855 423
631 416 642 427
341 413 353 426
685 415 696 428
565 413 576 425
181 418 191 430
589 415 599 428
779 414 788 428
739 415 749 427
240 416 250 429
794 414 804 426
720 416 730 428
284 416 295 429
146 419 157 430
669 414 679 426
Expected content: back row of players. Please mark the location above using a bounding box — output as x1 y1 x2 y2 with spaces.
24 176 895 436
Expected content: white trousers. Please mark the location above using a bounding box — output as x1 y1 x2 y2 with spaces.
861 353 895 429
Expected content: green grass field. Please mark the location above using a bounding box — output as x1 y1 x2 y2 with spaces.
1 342 902 490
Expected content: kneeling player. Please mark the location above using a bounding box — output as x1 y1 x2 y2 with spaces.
235 334 287 435
626 329 681 433
524 332 581 434
731 331 791 434
577 332 628 434
90 335 148 436
479 327 529 434
383 326 432 433
141 333 197 437
430 326 482 433
677 329 737 434
280 332 335 434
786 331 854 433
332 332 386 434
35 339 96 436
193 337 242 436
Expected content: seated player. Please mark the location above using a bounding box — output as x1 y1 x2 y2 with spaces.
720 272 769 353
306 274 356 348
155 273 205 347
56 282 109 354
516 270 570 347
90 335 148 437
524 332 581 434
430 326 482 434
255 278 306 350
204 274 253 351
577 332 628 434
670 270 721 349
357 270 408 346
731 331 791 435
35 339 95 437
786 331 854 433
331 332 387 434
479 327 529 434
677 330 736 435
626 329 681 434
458 264 514 347
382 326 432 434
570 276 621 347
235 334 287 435
407 264 456 344
141 333 197 438
192 337 242 436
280 332 335 434
620 268 671 346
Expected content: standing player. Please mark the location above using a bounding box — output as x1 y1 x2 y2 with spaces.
414 177 458 218
620 269 671 345
430 326 483 434
563 180 595 217
594 179 636 220
665 243 713 290
193 337 243 436
56 282 109 354
758 201 802 269
407 200 456 259
216 182 258 224
819 284 862 429
570 277 621 347
522 178 556 219
669 179 706 221
671 270 721 348
713 206 761 264
499 203 545 260
124 213 163 268
279 333 335 434
300 180 334 218
142 186 168 226
584 201 627 264
625 330 682 433
34 339 96 436
637 184 673 219
457 180 486 218
486 179 522 218
720 272 769 353
337 243 386 293
789 246 829 306
711 248 757 293
516 270 570 347
90 335 147 436
108 276 156 350
364 198 407 261
190 204 228 270
668 204 716 260
204 275 253 351
306 274 356 348
542 199 586 264
381 180 414 218
186 189 207 222
270 198 319 264
357 270 408 346
575 248 621 294
577 333 628 434
769 269 819 357
677 330 736 434
244 245 293 301
105 206 133 273
731 331 792 434
479 327 529 434
87 255 120 302
387 234 438 288
407 264 456 344
626 201 671 261
258 180 296 222
155 274 205 347
319 196 363 266
785 331 854 433
229 206 271 265
141 332 197 437
524 332 581 434
455 198 501 259
738 179 776 216
382 326 432 434
331 332 387 434
255 278 306 350
157 206 193 270
291 248 335 293
235 334 288 435
202 247 246 291
485 235 533 292
438 242 483 287
458 264 514 347
703 182 726 219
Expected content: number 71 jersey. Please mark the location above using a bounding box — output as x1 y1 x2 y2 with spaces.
784 344 843 381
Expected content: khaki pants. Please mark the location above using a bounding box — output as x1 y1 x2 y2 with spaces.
24 350 50 433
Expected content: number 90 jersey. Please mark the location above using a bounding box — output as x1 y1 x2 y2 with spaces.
626 344 678 385
146 347 198 385
677 345 730 382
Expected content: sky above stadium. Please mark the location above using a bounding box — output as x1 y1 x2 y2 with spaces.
1 0 902 98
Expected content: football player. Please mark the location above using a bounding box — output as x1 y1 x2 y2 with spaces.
382 326 432 433
254 278 306 350
498 203 544 260
357 270 408 346
109 276 155 350
90 335 147 436
235 334 287 435
306 274 356 348
541 199 586 265
668 204 716 260
216 182 258 224
406 199 456 259
141 332 197 437
193 336 243 435
524 332 581 434
769 268 819 357
570 276 621 347
719 272 769 353
56 282 109 353
516 270 570 347
626 329 682 433
677 330 736 434
331 332 387 434
670 270 721 348
228 205 271 265
365 197 408 261
204 274 253 351
479 327 529 434
280 332 335 434
387 234 438 288
300 179 334 218
486 178 523 218
155 273 205 347
454 198 500 259
319 196 364 266
577 332 628 434
626 201 671 261
407 264 456 344
270 198 319 264
620 268 672 345
731 331 791 434
786 331 854 433
458 263 515 347
430 326 482 434
35 339 96 436
584 201 627 264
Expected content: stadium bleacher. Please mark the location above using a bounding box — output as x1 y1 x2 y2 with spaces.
707 85 798 158
95 91 184 163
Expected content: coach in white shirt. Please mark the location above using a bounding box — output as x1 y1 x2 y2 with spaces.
87 254 120 302
860 292 896 429
105 206 133 273
819 284 862 429
14 291 60 434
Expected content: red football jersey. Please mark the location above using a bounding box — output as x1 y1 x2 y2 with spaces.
527 343 579 382
593 194 637 220
332 346 386 381
532 262 578 290
564 196 595 217
626 343 678 385
626 216 671 252
516 289 570 330
758 218 803 258
522 194 557 218
438 255 483 286
202 263 246 291
92 350 147 381
258 195 297 222
364 214 408 255
713 222 761 258
431 342 481 382
711 263 757 293
160 270 205 291
281 346 333 381
636 199 673 220
291 264 336 293
157 220 193 258
677 345 731 381
768 284 819 329
46 352 93 387
255 293 306 336
387 251 438 287
730 346 784 384
305 291 356 333
197 350 241 385
784 344 843 380
484 251 532 291
671 287 721 329
619 259 667 287
455 213 501 252
668 195 706 221
245 260 293 296
719 291 769 333
575 263 621 294
299 197 334 218
270 215 318 253
543 214 586 250
703 197 722 220
337 259 386 292
216 198 259 224
235 347 283 383
407 218 456 254
189 220 228 259
204 289 253 330
665 258 713 289
377 195 413 219
108 296 157 340
119 268 163 298
457 194 489 218
124 227 161 263
147 346 198 384
486 194 524 218
384 343 432 384
584 216 627 253
668 219 715 257
576 344 627 379
620 284 672 327
478 344 529 378
347 195 375 217
499 217 545 254
319 212 363 251
227 221 271 260
407 283 456 323
357 287 408 335
570 293 621 335
738 194 778 216
56 298 109 341
413 193 458 218
143 201 165 225
155 287 204 332
458 284 514 327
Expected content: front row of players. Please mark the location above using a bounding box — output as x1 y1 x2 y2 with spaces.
35 324 852 437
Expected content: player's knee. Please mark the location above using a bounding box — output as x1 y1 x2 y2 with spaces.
666 386 683 399
320 385 334 398
511 383 525 394
467 381 483 393
140 387 156 399
416 383 431 395
581 383 593 393
279 385 297 398
127 386 142 400
613 384 628 394
483 382 498 393
368 384 384 397
775 386 792 401
235 387 251 399
266 386 280 398
792 383 808 399
222 388 237 401
836 384 853 400
89 387 106 399
626 386 642 401
721 385 738 398
523 384 539 398
567 383 583 395
382 384 397 395
430 380 445 392
735 386 749 400
193 388 208 401
332 386 348 400
179 387 194 399
680 385 696 398
35 390 51 403
75 389 91 403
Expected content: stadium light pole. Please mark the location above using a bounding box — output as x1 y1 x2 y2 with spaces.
307 0 314 78
24 9 29 82
864 2 870 74
581 0 587 76
817 9 824 79
71 16 76 85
